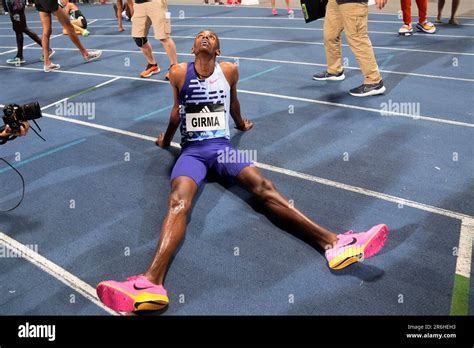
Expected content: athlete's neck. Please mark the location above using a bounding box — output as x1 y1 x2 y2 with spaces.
194 56 216 80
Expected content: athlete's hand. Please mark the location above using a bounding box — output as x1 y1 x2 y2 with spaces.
155 132 170 148
375 0 388 10
236 118 253 132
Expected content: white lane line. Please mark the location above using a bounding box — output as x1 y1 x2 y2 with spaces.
40 77 121 111
366 12 474 20
2 45 471 83
32 111 473 221
0 231 121 316
16 15 470 32
0 64 165 83
3 16 472 25
174 24 474 39
0 48 17 56
165 2 474 19
1 64 473 128
0 33 61 56
1 33 473 56
40 23 473 39
171 35 474 57
456 218 474 278
173 16 474 25
237 89 474 128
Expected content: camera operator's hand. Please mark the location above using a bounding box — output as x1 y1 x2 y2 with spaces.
155 132 170 148
235 118 253 132
0 122 30 138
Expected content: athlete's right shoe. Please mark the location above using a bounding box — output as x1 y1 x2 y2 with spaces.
325 224 389 270
140 63 160 78
399 24 413 36
272 8 278 16
82 29 90 37
312 70 345 81
97 275 169 312
44 62 60 72
84 49 102 62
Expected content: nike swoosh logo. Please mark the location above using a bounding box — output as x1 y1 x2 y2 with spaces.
209 78 219 84
341 237 357 248
133 284 155 291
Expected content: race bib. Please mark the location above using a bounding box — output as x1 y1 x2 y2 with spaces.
185 104 226 132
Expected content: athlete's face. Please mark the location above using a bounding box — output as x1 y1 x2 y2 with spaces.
193 31 220 56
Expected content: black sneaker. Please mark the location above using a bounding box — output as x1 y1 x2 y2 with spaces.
349 80 386 97
312 70 345 81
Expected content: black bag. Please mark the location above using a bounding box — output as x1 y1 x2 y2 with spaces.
300 0 328 23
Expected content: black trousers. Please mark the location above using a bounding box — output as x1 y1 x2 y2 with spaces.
9 9 42 59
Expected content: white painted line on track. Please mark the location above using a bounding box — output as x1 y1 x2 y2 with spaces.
0 231 122 316
1 64 473 128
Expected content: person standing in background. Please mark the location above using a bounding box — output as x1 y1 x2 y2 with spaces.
60 0 90 36
35 0 102 72
129 0 178 79
5 0 47 65
312 0 387 97
399 0 436 35
270 0 293 16
436 0 461 25
113 0 133 32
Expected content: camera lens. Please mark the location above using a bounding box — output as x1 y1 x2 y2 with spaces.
20 102 42 121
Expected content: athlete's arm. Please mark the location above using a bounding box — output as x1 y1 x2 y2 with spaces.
220 62 253 132
156 63 186 148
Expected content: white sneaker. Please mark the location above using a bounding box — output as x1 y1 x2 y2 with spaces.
84 49 102 62
399 23 413 36
44 62 60 72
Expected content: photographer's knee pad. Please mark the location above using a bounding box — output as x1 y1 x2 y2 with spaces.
133 37 148 48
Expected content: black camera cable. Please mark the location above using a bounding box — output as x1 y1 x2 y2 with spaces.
0 157 25 212
0 121 44 211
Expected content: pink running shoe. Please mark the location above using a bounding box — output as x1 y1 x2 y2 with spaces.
96 275 169 312
325 224 388 270
287 8 294 15
272 8 278 16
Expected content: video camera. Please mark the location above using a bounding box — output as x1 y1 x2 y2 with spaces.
1 102 43 144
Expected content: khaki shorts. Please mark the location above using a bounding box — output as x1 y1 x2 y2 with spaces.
131 0 171 40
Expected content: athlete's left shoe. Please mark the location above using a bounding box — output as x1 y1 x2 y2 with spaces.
97 275 169 312
84 49 102 62
416 21 436 34
6 57 25 65
325 224 389 270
